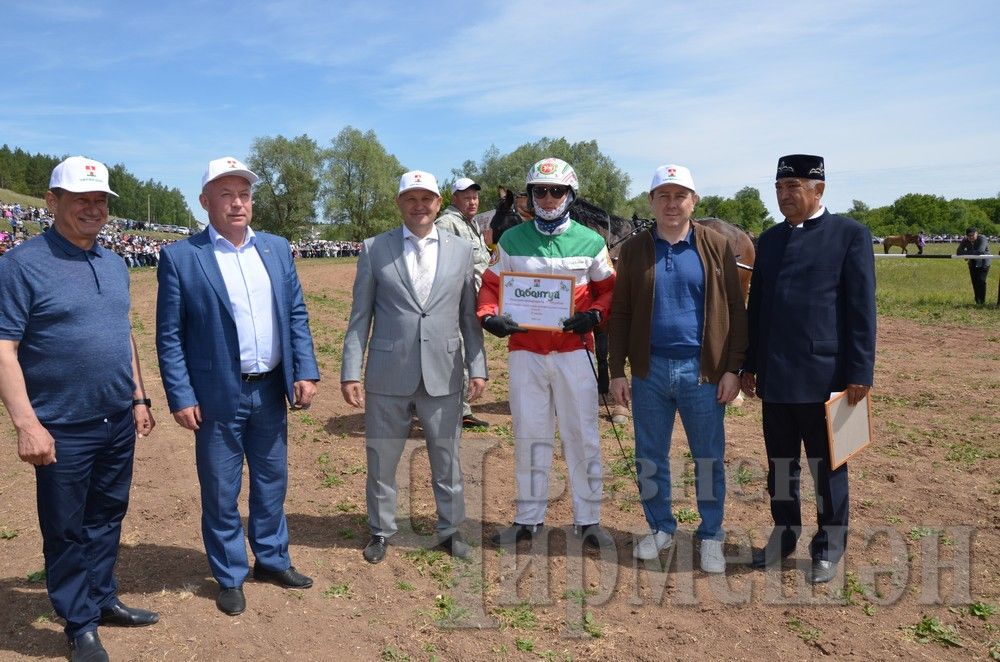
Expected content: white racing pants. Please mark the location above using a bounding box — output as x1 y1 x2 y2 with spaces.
508 349 603 525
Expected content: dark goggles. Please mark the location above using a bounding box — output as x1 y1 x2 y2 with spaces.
531 185 570 199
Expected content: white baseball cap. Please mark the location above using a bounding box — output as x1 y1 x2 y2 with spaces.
49 156 118 197
649 164 696 194
202 156 259 189
398 170 440 196
451 177 481 194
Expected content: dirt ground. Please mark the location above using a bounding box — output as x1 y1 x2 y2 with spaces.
1 259 998 661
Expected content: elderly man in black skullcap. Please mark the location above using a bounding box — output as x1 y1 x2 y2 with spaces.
740 155 876 584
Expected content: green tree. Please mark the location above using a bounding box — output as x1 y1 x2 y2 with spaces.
458 138 630 215
693 187 772 235
322 127 404 240
890 193 949 233
246 134 322 241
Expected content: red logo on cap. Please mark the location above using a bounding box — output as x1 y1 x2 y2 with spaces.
667 167 677 176
226 159 237 168
539 161 556 175
84 164 97 176
413 173 422 181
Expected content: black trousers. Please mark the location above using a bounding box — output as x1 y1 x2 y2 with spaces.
762 402 849 562
969 265 990 304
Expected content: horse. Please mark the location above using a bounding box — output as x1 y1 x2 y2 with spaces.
883 233 919 254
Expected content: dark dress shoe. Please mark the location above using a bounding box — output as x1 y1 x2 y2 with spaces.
70 631 109 662
462 415 489 429
99 598 159 627
809 558 840 584
749 547 795 569
252 563 313 589
216 587 246 616
492 522 543 545
363 535 389 564
438 533 470 559
574 523 614 549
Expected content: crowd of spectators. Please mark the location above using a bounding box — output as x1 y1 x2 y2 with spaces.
292 239 361 258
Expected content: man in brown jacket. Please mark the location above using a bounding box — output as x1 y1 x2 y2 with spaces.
609 164 747 573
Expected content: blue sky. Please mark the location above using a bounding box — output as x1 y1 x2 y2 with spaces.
2 1 998 224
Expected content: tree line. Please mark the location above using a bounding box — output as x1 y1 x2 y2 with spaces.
0 145 195 227
5 138 998 241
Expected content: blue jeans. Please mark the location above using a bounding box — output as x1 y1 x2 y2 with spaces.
632 355 726 541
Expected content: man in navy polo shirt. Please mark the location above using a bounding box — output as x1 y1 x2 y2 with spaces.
0 156 158 662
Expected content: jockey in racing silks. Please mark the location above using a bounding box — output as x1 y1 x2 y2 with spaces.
477 157 617 549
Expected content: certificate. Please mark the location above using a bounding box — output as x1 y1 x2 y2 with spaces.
498 271 576 331
824 390 874 469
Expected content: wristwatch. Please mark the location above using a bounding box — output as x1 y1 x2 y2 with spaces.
132 398 152 408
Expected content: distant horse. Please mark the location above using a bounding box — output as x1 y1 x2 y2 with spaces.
883 233 919 254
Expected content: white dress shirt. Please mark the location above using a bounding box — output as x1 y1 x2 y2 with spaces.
402 224 439 293
209 225 280 374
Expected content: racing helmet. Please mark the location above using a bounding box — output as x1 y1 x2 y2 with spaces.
525 157 579 195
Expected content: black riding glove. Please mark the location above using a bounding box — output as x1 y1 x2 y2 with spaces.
562 309 601 334
482 314 528 338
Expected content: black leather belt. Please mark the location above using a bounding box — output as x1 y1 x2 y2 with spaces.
241 370 275 382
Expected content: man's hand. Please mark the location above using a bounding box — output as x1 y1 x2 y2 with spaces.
717 372 741 404
341 381 364 408
17 421 56 465
134 404 155 438
172 405 202 431
845 384 870 406
467 377 487 402
609 377 631 408
292 380 318 410
562 310 600 334
740 371 757 399
482 314 528 338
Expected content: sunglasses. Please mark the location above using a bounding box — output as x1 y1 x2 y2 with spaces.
532 185 569 199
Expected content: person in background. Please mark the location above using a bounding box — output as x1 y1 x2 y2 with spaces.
957 226 990 305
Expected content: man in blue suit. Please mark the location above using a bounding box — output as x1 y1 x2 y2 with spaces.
741 154 876 584
156 157 320 615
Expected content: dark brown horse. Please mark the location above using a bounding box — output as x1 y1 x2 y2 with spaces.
883 233 919 254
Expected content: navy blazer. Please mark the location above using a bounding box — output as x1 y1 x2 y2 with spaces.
745 210 876 403
156 229 320 420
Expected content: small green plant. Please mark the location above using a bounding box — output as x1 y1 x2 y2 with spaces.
563 587 597 605
787 617 821 643
674 507 700 524
970 601 997 620
27 569 46 584
908 615 962 647
431 594 469 626
839 572 869 606
322 583 352 599
609 447 636 477
908 527 938 540
395 581 415 592
574 611 603 638
887 515 903 524
734 466 754 486
322 474 344 487
34 613 51 623
338 528 356 539
380 645 410 661
335 500 356 512
863 604 876 617
515 637 535 652
493 603 537 630
0 527 17 540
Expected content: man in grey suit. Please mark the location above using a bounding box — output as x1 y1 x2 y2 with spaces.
341 170 487 564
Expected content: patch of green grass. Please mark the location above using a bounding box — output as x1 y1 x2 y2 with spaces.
609 447 636 477
0 527 18 540
337 528 355 539
380 645 411 661
404 549 455 589
674 507 700 524
887 515 903 524
734 465 754 486
322 583 352 599
563 587 597 606
515 637 535 652
970 601 997 620
431 594 469 627
946 442 997 465
909 526 938 540
395 581 415 592
322 473 344 487
27 569 46 584
569 611 603 638
787 617 821 643
908 615 962 648
335 500 356 512
493 603 537 630
839 572 870 606
344 463 366 475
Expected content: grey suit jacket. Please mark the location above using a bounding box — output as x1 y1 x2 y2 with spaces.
340 226 487 397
